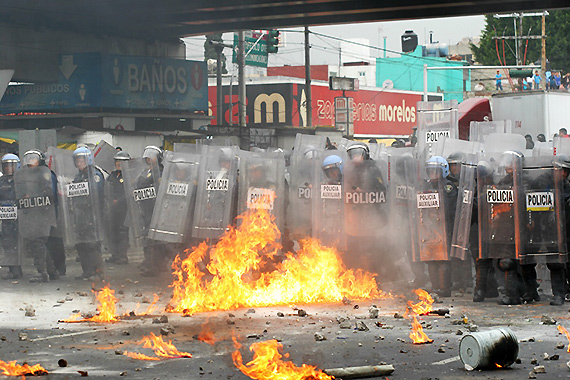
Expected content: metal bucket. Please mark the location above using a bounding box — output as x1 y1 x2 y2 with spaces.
459 328 519 369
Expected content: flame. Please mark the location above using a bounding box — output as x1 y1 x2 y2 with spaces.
232 338 333 380
125 294 160 316
495 363 503 368
197 321 217 345
61 285 118 323
168 209 382 315
409 315 433 344
406 289 433 316
124 332 192 360
558 325 570 352
0 360 48 376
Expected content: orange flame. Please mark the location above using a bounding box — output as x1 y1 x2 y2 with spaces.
61 285 118 323
406 289 434 316
558 325 570 353
0 360 48 376
409 315 433 344
124 332 192 360
125 294 160 317
232 338 333 380
495 363 503 368
197 321 217 345
168 209 382 315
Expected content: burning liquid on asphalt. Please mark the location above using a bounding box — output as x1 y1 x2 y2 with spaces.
410 315 433 344
406 288 434 316
557 325 570 352
167 209 384 316
0 360 48 376
232 338 333 380
124 332 192 360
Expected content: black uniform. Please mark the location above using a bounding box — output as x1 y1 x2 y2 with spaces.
106 169 129 264
0 174 22 279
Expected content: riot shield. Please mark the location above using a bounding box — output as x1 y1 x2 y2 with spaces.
287 152 318 240
519 156 566 264
293 133 326 156
237 151 286 230
312 151 347 251
121 157 161 245
469 120 512 143
173 143 202 155
49 148 104 246
148 152 201 244
554 136 570 156
0 175 20 266
433 137 481 161
450 159 477 260
407 160 455 262
93 140 117 175
416 100 459 160
192 146 239 239
477 151 524 260
483 133 526 153
533 141 553 157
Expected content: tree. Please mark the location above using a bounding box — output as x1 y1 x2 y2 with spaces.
471 10 570 73
204 33 228 75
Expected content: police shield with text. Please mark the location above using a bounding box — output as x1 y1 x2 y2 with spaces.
312 152 347 251
53 147 105 280
148 151 201 245
478 151 524 305
16 150 58 282
519 156 567 306
104 150 131 265
415 100 459 161
121 146 163 276
0 154 22 279
192 146 238 240
343 142 389 278
409 156 457 297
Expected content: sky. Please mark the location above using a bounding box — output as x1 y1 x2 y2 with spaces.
183 15 486 71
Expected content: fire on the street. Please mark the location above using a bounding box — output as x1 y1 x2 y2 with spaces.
557 325 570 352
406 289 434 316
167 209 383 316
232 338 333 380
409 315 433 344
61 285 119 323
197 321 217 345
0 360 48 376
124 332 192 360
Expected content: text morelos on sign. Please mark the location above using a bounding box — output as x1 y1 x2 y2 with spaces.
425 130 450 144
526 191 554 211
486 189 514 203
133 186 157 201
321 184 342 199
166 182 189 197
0 206 17 220
247 188 275 210
417 192 440 208
67 182 90 198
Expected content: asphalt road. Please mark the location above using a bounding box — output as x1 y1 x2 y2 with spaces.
1 253 570 380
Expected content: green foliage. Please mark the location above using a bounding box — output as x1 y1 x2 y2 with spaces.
471 10 570 73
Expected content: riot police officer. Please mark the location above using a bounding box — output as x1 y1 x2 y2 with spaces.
105 151 131 264
71 147 105 280
0 154 22 279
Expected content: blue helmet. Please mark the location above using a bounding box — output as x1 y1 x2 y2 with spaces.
322 154 343 175
425 156 449 178
73 146 93 166
1 153 20 173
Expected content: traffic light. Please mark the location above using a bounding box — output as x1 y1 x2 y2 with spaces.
267 29 280 53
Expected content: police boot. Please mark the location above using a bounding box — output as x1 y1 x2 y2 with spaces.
499 270 521 305
427 262 439 294
438 262 451 297
29 271 49 283
521 264 540 303
485 266 500 298
549 264 565 306
473 259 489 302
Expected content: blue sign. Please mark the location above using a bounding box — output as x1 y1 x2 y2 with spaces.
0 53 207 114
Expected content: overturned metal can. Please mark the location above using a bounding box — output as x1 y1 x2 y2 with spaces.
459 328 519 369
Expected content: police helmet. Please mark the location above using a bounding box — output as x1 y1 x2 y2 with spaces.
23 149 46 167
302 145 319 159
142 146 163 164
499 150 523 172
554 154 570 169
322 154 344 175
346 142 370 160
446 152 463 165
476 160 494 178
1 153 20 173
425 156 449 178
73 146 93 167
114 151 131 161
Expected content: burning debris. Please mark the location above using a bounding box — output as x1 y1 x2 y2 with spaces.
557 325 570 353
167 209 383 316
232 338 333 380
197 321 217 345
0 360 47 376
409 315 433 344
406 288 434 316
60 285 119 323
124 332 192 360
